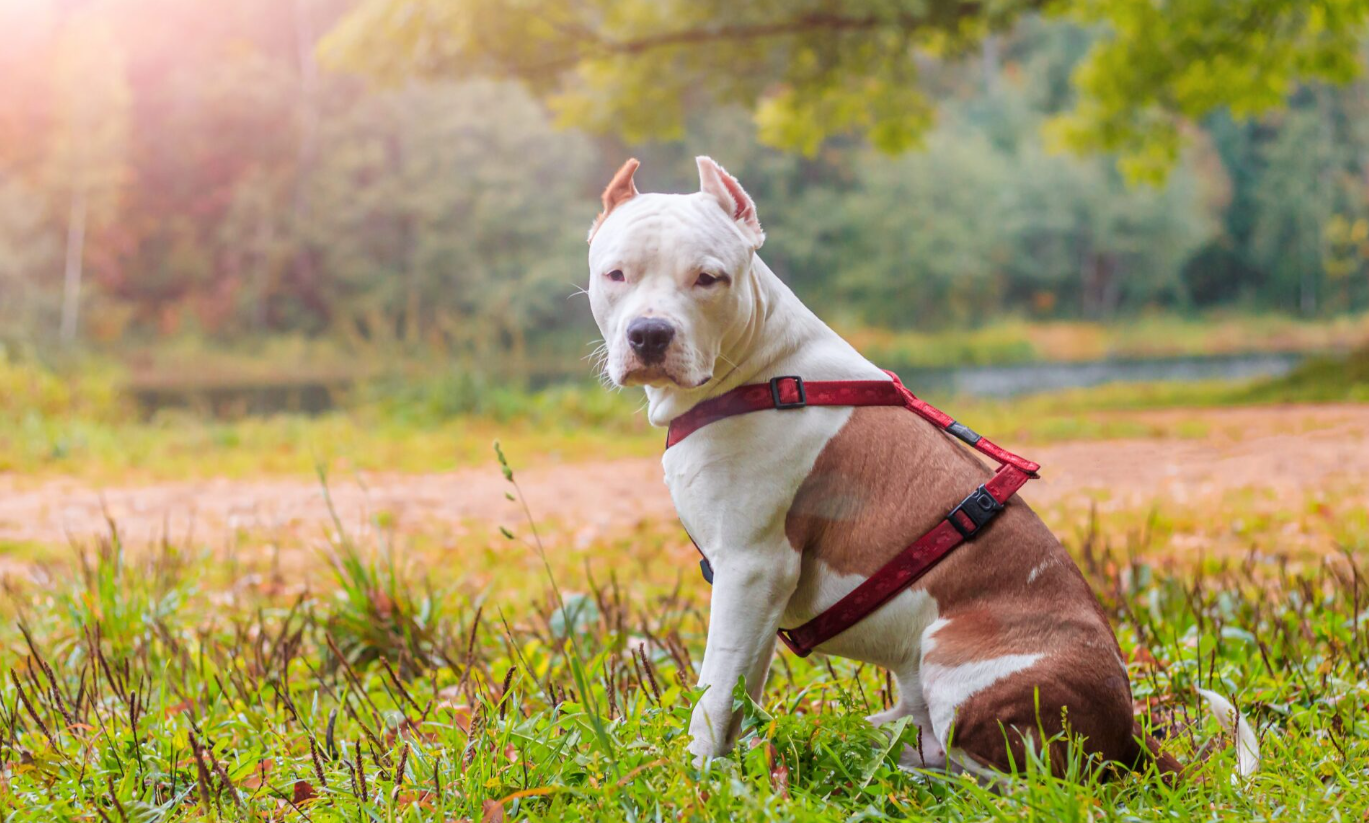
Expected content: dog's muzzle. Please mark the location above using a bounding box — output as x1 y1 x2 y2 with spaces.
625 317 675 365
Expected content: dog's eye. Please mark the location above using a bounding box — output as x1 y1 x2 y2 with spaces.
605 269 625 282
694 272 725 288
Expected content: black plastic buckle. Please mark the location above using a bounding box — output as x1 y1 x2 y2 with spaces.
947 485 1003 539
769 376 806 409
946 420 982 446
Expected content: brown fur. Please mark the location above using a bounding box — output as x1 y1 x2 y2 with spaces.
785 406 1177 779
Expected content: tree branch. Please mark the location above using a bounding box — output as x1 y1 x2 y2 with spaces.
505 1 1047 78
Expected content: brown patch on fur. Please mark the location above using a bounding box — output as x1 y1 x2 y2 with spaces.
785 404 1162 775
785 406 991 574
786 406 1119 664
588 158 640 242
942 656 1178 781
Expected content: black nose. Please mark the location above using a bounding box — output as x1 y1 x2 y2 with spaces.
626 317 675 364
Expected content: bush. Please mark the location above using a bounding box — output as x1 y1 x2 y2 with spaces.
355 372 640 429
0 347 129 426
1240 344 1369 403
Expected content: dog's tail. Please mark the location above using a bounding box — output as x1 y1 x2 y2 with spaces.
1196 689 1260 777
1135 690 1260 782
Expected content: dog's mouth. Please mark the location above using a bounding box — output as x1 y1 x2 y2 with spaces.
619 367 685 388
618 366 712 389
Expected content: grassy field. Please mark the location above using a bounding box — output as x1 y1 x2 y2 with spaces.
842 312 1369 367
0 455 1366 821
2 327 1367 820
4 343 1369 484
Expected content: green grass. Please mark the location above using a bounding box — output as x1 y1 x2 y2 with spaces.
843 312 1369 368
1 460 1366 821
93 312 1369 385
3 345 1368 484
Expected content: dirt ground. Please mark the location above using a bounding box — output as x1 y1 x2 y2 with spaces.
1 405 1366 563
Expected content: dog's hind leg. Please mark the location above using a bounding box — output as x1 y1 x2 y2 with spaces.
865 667 946 770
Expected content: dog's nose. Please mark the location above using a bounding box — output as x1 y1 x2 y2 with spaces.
626 317 675 364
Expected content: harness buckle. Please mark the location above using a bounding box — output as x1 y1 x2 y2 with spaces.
769 376 806 409
947 485 1003 539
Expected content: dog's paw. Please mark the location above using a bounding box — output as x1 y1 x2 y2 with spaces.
686 733 729 768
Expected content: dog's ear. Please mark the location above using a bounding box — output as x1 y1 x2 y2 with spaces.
588 158 640 243
696 156 764 249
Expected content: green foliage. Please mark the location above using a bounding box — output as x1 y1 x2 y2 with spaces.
1051 0 1369 182
325 0 1369 178
7 3 1369 360
0 348 127 427
321 0 1039 156
324 539 444 675
780 108 1209 326
0 177 61 335
358 372 642 428
303 79 595 351
1240 343 1369 402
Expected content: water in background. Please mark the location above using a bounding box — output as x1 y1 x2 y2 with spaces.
896 352 1304 398
128 352 1307 417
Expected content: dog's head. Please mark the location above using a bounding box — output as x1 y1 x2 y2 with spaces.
586 156 765 390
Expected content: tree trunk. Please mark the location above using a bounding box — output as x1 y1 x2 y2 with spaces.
1081 250 1100 319
1099 255 1123 318
1299 220 1316 316
59 186 87 345
291 0 321 320
981 35 999 95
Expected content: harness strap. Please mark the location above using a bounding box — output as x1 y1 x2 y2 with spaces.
667 373 1040 476
666 370 1039 658
777 463 1031 656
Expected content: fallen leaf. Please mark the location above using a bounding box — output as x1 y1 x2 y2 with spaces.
292 780 316 804
243 759 275 789
767 744 789 799
482 799 505 823
165 699 193 717
397 790 435 809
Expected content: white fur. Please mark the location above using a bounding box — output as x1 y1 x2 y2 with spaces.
1026 559 1053 585
588 159 912 760
650 253 893 759
1197 689 1261 777
921 653 1044 750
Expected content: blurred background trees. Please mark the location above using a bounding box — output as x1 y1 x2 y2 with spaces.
2 0 1369 376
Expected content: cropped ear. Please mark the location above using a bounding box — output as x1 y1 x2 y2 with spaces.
588 158 640 243
696 156 764 248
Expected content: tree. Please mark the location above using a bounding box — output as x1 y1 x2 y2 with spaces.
0 177 61 340
303 80 595 366
320 0 1369 180
46 12 131 345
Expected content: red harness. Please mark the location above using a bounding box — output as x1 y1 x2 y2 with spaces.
666 371 1040 657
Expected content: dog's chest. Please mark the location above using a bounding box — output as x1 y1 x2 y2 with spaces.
660 406 854 557
662 403 982 667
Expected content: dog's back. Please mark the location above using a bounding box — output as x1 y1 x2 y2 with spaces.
784 404 1163 776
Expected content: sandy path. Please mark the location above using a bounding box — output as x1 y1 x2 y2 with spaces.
1 405 1366 554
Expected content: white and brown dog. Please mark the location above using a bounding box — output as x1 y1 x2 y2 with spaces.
585 156 1258 780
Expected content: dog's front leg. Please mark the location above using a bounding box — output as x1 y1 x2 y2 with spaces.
688 546 799 764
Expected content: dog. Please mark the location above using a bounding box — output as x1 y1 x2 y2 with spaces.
585 156 1259 780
